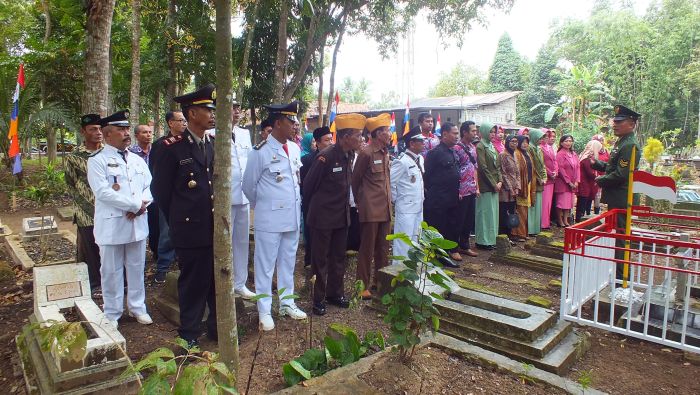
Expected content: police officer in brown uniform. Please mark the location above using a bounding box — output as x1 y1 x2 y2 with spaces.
151 84 217 346
351 113 393 299
304 114 366 315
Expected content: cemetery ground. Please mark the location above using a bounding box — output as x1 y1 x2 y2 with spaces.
0 184 698 392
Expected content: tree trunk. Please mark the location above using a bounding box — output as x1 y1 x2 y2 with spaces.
153 89 161 137
272 0 289 102
325 14 347 126
129 0 142 132
281 15 323 102
317 48 325 126
237 1 258 101
41 0 57 162
251 106 257 144
213 0 239 379
165 0 178 110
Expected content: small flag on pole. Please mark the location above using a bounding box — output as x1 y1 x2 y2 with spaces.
329 91 339 143
390 112 397 147
12 154 22 175
402 98 410 139
435 113 442 137
8 63 25 164
632 170 677 204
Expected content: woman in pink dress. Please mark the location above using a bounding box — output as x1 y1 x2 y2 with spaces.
554 134 579 227
493 125 505 154
540 128 558 229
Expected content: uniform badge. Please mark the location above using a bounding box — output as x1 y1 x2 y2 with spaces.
188 172 197 189
179 158 193 165
411 175 416 183
619 158 629 168
276 174 283 183
112 183 120 191
332 167 342 173
373 159 383 164
318 156 326 163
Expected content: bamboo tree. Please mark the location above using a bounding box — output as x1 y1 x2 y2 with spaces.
213 0 239 380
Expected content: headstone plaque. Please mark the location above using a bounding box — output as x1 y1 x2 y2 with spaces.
22 216 58 237
46 281 83 302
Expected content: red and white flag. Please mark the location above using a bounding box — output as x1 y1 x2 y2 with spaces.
632 170 677 204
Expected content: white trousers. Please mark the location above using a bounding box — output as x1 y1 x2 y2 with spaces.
98 239 147 321
393 211 423 265
231 204 251 290
254 230 298 315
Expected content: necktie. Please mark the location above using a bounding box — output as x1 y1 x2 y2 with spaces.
282 143 289 156
118 150 127 163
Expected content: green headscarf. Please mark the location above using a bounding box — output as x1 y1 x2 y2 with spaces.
479 121 495 144
529 128 544 146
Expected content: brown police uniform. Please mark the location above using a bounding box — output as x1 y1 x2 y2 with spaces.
304 144 353 306
351 116 392 290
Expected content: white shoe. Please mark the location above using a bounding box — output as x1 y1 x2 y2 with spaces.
235 286 256 300
279 304 307 320
129 312 153 325
259 314 275 331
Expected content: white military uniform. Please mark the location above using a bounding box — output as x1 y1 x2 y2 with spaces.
231 126 253 291
390 150 424 265
87 144 152 321
242 135 302 315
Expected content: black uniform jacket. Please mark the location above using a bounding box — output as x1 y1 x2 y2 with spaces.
424 142 460 209
303 144 352 230
152 129 215 248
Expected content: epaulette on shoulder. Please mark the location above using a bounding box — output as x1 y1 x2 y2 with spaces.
88 148 103 157
163 135 184 146
397 152 405 160
253 140 267 150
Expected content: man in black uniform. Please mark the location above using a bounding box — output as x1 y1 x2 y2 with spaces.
303 115 365 315
300 126 333 268
423 122 461 267
152 84 217 346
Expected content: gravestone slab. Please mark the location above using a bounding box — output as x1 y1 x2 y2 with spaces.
22 216 58 237
55 206 75 222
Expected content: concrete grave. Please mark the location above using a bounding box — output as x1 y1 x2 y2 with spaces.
375 264 588 375
18 262 139 394
4 229 76 270
22 216 58 238
527 232 565 260
490 235 563 274
55 206 76 222
154 270 256 327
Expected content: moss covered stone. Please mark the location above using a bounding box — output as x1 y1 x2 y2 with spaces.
526 295 553 309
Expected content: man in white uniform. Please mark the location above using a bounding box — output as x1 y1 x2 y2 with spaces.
87 110 153 329
390 130 425 265
230 100 255 299
243 101 307 331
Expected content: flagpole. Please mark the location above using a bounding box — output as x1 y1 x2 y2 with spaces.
622 145 636 288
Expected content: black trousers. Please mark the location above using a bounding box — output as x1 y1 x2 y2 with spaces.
575 196 593 222
302 215 312 267
76 226 101 291
458 194 477 250
311 226 348 304
147 201 160 260
499 201 516 236
346 207 361 251
176 246 216 341
424 205 460 251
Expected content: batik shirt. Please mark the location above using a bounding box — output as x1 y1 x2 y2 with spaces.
453 142 478 198
420 133 441 158
64 145 99 227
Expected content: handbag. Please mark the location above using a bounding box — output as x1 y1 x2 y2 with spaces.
506 210 520 229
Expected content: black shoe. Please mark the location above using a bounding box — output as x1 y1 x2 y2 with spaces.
154 271 167 284
312 302 326 316
475 244 496 251
326 296 350 308
439 256 460 268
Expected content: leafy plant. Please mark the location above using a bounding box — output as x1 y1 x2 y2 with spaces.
123 338 237 394
642 137 664 171
281 324 384 387
577 370 593 390
519 362 536 385
22 163 66 263
383 222 453 362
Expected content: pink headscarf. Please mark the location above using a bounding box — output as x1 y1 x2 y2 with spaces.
493 125 505 154
518 127 530 136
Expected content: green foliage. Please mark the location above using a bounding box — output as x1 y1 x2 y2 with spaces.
382 222 453 362
487 33 527 92
339 77 370 104
642 138 665 170
577 370 593 390
519 362 536 385
428 62 488 97
123 338 238 395
23 162 65 207
518 44 562 126
282 324 384 387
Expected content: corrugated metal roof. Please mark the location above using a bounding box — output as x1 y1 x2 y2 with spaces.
306 102 369 117
371 91 522 112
